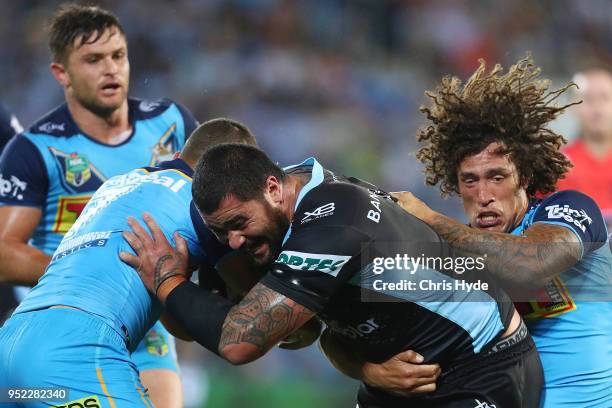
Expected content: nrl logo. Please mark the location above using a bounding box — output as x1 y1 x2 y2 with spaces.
65 153 91 187
301 202 335 224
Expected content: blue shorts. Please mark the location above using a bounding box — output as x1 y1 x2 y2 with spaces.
131 320 179 373
0 308 154 408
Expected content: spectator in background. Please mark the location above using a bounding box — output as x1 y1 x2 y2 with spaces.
558 69 612 225
0 102 22 152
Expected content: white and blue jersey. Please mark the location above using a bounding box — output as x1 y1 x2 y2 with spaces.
0 159 225 406
0 97 197 377
511 190 612 408
0 97 196 252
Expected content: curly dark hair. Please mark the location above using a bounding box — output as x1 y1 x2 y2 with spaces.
416 56 578 197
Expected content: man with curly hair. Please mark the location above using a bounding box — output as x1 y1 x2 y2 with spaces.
393 57 612 407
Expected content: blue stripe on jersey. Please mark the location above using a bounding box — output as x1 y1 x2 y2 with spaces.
282 157 325 245
355 262 505 353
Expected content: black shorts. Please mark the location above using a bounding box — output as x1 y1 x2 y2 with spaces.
357 321 543 408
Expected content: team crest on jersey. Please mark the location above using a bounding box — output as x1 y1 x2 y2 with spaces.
65 153 91 187
49 147 106 192
145 329 169 356
150 123 178 165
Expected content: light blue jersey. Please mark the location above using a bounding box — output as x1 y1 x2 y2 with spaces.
0 159 219 405
0 98 197 375
15 160 204 350
511 190 612 408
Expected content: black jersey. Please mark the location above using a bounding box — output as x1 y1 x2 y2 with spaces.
261 158 515 367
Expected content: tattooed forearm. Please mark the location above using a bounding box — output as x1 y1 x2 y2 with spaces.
153 254 183 293
428 213 582 288
219 283 315 357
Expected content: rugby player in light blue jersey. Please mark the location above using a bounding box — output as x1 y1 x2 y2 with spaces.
0 5 197 406
391 58 612 407
0 119 257 407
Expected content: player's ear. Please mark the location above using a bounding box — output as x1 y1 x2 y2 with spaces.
266 175 282 204
50 62 70 87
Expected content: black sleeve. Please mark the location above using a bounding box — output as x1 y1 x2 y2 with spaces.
532 190 608 254
260 185 373 312
0 134 48 207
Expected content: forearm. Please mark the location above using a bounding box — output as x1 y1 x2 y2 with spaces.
218 283 314 364
426 213 580 287
0 240 50 285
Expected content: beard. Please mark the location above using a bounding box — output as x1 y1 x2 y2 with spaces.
243 200 290 266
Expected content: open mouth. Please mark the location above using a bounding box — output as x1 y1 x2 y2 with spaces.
100 82 121 95
475 212 502 228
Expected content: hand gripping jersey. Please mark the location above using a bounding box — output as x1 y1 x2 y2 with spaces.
0 159 225 404
510 190 612 408
261 158 516 367
0 97 196 253
13 159 220 349
0 98 196 374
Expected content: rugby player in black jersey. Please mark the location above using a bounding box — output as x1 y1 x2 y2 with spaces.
123 144 543 407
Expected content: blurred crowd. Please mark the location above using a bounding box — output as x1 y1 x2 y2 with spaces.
2 0 611 406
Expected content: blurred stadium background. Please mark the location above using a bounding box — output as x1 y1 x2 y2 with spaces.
2 0 610 406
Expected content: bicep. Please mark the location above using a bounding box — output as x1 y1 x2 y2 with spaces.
0 206 42 242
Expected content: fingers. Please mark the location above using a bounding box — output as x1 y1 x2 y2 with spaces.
143 212 166 244
122 230 143 253
119 251 140 269
127 216 153 246
174 232 189 259
395 349 424 363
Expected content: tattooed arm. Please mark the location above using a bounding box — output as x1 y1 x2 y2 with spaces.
391 192 582 288
219 282 316 364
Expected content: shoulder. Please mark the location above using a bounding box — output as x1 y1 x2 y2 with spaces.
129 97 193 121
27 104 77 137
531 190 607 245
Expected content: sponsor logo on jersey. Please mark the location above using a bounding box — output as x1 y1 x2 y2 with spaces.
276 250 350 277
473 399 496 408
64 170 187 239
145 329 169 357
0 173 27 200
328 318 381 340
65 153 91 187
150 123 178 165
52 230 112 262
51 395 101 408
38 121 65 133
515 276 576 320
139 100 161 112
544 204 592 233
301 202 335 224
367 191 382 223
53 194 92 234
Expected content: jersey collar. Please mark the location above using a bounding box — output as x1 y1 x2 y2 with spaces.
281 157 325 245
156 158 193 178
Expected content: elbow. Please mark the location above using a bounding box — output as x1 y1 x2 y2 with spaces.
220 344 262 366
